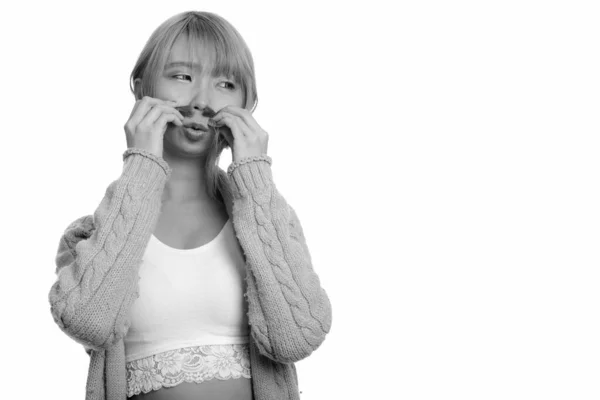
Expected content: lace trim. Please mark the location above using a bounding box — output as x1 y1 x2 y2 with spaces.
126 344 251 397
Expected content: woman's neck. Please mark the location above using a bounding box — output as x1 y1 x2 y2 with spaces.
161 153 210 204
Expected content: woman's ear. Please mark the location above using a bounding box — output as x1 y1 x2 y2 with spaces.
133 78 143 100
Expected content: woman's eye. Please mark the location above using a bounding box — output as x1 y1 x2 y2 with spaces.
219 81 236 90
173 74 192 82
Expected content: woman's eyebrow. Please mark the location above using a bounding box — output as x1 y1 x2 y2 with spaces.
165 61 202 69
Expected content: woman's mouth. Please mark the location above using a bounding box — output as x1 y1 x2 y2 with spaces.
183 121 209 131
182 124 209 141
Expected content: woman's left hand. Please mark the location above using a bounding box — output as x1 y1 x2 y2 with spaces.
209 105 269 163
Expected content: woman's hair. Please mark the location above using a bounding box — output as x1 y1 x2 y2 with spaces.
129 11 258 202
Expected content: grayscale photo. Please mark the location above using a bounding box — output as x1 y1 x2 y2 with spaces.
1 1 598 399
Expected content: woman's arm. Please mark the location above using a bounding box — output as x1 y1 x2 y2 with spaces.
48 148 170 351
228 157 333 364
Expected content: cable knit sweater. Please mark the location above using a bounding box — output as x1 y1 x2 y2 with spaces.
48 147 332 400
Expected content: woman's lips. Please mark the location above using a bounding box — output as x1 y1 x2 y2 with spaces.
183 126 208 141
183 121 209 131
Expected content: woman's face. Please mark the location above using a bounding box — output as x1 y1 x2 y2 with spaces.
154 35 244 155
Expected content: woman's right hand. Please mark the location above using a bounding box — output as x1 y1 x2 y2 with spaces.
124 96 184 158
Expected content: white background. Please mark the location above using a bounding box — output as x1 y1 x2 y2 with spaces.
1 0 599 399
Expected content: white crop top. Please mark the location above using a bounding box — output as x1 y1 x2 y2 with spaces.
124 218 250 363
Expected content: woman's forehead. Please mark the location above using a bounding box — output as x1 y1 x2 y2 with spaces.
166 35 215 69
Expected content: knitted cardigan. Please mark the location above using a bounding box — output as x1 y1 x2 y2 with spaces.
48 147 332 400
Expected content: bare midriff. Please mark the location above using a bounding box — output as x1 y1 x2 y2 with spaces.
128 378 254 400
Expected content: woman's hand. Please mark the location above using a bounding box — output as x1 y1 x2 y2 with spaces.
209 105 269 163
124 96 184 158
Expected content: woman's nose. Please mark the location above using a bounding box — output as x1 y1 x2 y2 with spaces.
191 96 209 112
191 94 217 117
190 82 213 110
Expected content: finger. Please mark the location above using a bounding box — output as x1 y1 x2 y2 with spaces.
129 96 162 121
211 113 250 137
130 97 179 127
139 105 183 129
148 101 183 120
156 113 182 131
137 106 166 131
211 115 247 140
216 106 262 132
212 115 247 141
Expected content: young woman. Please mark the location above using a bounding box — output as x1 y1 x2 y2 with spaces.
48 11 332 400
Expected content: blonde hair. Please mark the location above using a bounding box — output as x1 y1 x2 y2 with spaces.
129 11 258 202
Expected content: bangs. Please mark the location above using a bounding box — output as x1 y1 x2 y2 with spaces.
165 15 254 106
183 24 248 85
132 11 257 110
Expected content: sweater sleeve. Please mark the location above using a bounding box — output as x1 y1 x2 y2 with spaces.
48 148 171 351
227 157 333 364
